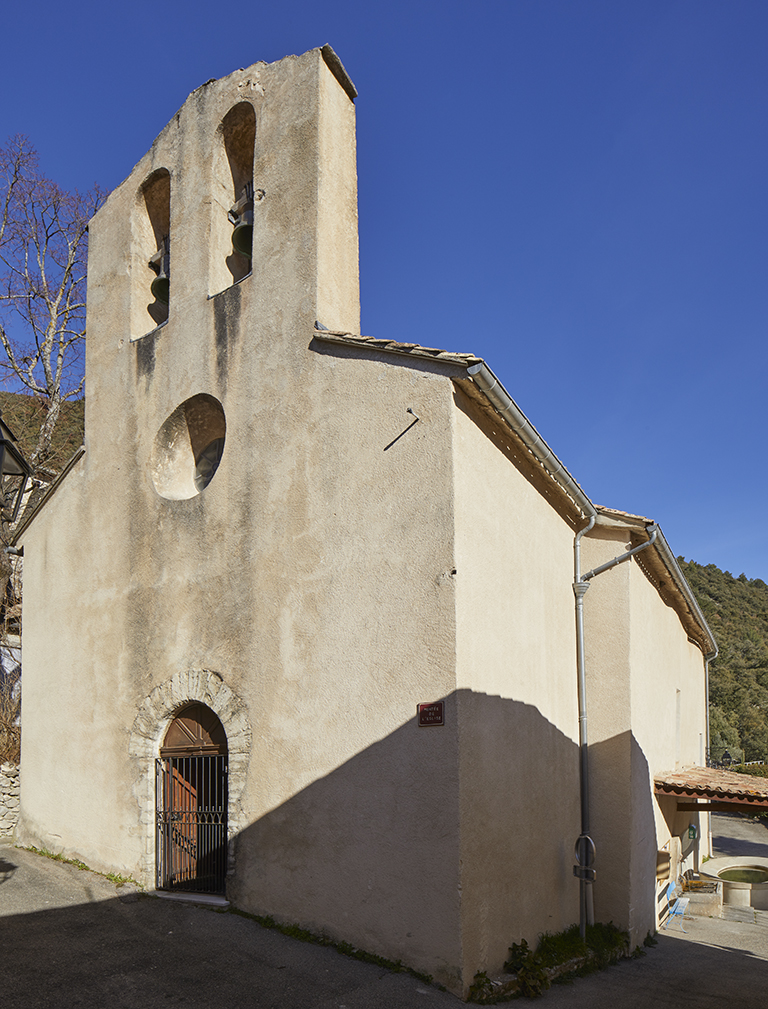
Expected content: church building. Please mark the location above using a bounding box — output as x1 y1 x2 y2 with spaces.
14 46 715 997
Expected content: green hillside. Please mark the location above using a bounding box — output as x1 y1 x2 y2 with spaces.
0 391 84 474
678 558 768 764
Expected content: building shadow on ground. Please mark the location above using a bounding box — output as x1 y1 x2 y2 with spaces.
543 927 768 1007
0 887 462 1008
712 812 768 858
4 889 768 1008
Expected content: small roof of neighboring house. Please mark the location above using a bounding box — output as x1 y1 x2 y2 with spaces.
655 766 768 809
11 446 84 546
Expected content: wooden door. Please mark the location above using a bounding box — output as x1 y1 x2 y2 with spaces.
156 704 228 894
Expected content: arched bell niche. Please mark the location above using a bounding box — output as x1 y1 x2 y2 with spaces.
209 101 257 294
157 703 228 894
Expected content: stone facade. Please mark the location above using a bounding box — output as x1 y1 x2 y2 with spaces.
0 763 20 837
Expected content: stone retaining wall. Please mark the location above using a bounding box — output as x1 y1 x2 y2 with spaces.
0 763 19 837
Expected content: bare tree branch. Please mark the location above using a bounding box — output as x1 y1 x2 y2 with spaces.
0 134 106 467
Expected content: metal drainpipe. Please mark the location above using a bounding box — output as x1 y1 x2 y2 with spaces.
703 647 717 856
464 363 666 940
573 516 596 937
465 362 604 939
574 524 659 936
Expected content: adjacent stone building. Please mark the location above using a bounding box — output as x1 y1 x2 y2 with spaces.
14 46 715 996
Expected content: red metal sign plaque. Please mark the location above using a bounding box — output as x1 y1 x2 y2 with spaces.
417 701 444 727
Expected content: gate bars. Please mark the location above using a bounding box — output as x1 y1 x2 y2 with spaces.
156 755 228 894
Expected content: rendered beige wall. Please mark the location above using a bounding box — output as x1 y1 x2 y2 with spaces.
452 389 581 986
582 523 707 944
627 557 707 911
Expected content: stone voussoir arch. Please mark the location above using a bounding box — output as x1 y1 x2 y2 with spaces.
129 668 251 885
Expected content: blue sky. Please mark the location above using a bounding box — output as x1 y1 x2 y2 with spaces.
2 1 766 578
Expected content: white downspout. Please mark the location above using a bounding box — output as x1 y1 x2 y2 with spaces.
465 364 706 940
573 517 596 936
467 362 601 937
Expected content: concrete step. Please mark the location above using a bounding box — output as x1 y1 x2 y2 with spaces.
152 890 230 908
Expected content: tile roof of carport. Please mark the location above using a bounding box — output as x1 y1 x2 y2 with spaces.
655 767 768 810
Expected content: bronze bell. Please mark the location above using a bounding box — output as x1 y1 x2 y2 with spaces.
228 183 254 259
231 215 253 258
148 238 170 305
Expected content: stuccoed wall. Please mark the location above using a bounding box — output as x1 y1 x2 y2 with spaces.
452 387 581 984
17 48 465 991
582 520 707 945
627 554 707 921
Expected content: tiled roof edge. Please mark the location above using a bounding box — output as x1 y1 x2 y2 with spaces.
312 328 483 367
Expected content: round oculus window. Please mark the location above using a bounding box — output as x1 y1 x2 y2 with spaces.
151 394 226 500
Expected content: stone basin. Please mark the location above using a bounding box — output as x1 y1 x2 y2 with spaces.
700 856 768 909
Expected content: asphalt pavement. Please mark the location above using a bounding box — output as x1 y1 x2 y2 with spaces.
4 821 768 1008
0 844 461 1009
712 810 768 859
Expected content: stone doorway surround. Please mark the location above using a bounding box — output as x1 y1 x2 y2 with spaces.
129 669 251 886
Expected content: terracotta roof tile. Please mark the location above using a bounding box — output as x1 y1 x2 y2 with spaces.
655 766 768 803
596 504 653 523
312 328 483 367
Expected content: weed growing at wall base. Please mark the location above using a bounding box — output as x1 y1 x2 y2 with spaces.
21 845 137 887
469 922 631 1002
228 907 442 988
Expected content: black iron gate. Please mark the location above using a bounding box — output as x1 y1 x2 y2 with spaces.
156 755 228 894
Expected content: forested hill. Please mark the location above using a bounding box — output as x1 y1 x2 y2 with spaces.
0 391 84 474
678 559 768 763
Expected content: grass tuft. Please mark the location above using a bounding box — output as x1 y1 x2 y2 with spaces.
228 907 438 987
470 921 631 1002
21 845 138 888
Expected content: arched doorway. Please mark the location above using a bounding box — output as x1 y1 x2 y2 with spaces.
156 703 228 895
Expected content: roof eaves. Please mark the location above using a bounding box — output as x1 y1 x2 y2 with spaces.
312 328 716 657
593 507 716 658
11 445 85 546
595 504 652 526
313 327 594 525
312 328 483 368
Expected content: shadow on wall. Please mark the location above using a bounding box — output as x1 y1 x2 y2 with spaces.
588 732 658 942
225 690 582 990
